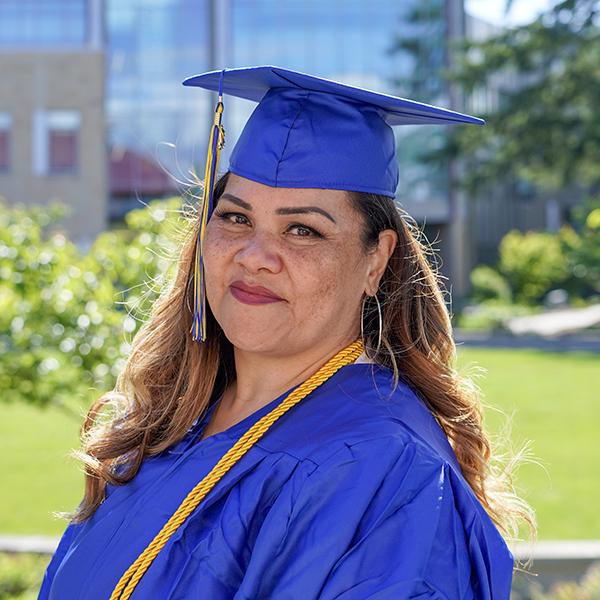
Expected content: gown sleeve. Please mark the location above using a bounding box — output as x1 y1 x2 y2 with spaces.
236 434 513 600
38 521 78 600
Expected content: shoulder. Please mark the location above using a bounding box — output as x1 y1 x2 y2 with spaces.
253 426 513 599
251 362 514 549
255 362 458 472
248 365 513 598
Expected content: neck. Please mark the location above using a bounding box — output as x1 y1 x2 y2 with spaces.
224 333 360 412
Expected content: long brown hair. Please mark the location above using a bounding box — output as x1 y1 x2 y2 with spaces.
63 171 536 562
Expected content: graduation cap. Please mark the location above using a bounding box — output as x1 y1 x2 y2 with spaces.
182 65 484 341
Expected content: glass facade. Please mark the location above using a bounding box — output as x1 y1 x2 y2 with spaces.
0 0 88 48
106 0 211 214
104 0 452 216
227 0 450 207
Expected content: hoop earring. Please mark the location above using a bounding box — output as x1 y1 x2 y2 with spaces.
360 293 382 357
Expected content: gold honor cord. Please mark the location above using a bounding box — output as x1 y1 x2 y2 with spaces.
110 338 365 599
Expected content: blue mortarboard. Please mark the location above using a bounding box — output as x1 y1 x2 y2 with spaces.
182 65 484 341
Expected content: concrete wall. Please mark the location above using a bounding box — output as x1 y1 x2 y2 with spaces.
0 51 107 242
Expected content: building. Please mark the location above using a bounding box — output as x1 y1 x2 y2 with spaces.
0 0 107 242
106 0 474 296
1 0 476 294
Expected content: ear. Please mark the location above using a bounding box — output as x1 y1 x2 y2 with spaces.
365 229 397 295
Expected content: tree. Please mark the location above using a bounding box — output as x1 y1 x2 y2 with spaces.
447 0 600 200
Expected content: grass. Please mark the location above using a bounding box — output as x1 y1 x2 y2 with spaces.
0 348 598 539
0 401 82 536
456 347 600 541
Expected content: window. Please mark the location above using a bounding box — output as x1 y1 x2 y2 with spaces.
47 111 80 174
33 110 81 175
0 113 10 171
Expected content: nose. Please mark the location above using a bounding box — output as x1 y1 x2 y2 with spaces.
233 230 283 274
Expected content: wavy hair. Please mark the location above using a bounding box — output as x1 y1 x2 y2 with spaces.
62 170 536 570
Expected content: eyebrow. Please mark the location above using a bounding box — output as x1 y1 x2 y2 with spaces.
220 193 252 210
219 193 337 224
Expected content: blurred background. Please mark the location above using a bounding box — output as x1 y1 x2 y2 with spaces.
0 1 599 598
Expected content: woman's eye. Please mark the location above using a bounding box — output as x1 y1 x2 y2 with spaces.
216 211 249 225
288 224 323 238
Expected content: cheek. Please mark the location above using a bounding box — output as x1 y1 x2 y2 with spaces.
202 228 234 293
291 244 363 318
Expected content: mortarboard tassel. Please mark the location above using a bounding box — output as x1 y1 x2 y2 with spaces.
190 70 226 342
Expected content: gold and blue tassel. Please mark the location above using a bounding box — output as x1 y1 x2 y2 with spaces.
191 70 226 342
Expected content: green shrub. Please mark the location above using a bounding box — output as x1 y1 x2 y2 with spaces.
0 553 49 599
0 197 187 410
465 202 600 314
560 203 600 299
531 560 600 600
498 229 570 305
470 265 512 303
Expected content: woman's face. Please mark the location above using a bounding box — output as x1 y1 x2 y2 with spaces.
203 173 394 357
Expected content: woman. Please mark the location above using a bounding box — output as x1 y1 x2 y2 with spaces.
39 67 535 599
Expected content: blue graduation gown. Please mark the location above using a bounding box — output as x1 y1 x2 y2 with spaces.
39 363 514 599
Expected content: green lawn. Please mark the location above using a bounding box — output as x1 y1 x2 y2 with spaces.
456 347 600 541
0 348 598 539
0 401 82 536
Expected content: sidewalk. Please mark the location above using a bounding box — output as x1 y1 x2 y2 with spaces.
455 328 600 352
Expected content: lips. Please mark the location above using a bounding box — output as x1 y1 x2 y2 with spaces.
229 280 283 303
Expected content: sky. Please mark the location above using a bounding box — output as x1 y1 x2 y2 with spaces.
465 0 557 26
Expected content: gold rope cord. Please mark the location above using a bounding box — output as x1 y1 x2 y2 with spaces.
110 338 365 599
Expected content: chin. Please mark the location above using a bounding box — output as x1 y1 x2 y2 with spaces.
213 307 282 350
213 297 282 343
222 326 284 354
